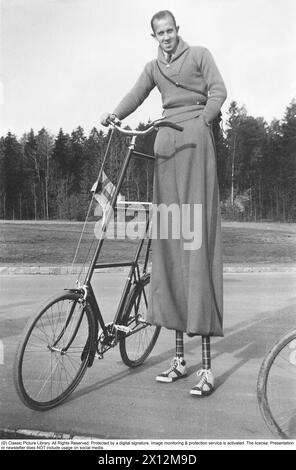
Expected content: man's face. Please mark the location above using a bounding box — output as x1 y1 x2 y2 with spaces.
152 16 179 54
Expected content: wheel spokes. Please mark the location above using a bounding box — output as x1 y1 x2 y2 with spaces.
19 296 90 407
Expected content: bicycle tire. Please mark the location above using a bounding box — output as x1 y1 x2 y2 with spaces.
120 274 161 367
14 291 96 411
257 329 296 438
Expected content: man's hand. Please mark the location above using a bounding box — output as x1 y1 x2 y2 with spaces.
100 113 119 127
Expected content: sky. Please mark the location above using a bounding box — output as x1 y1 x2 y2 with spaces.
1 0 296 137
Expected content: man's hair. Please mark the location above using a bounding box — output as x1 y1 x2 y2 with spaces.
150 10 177 33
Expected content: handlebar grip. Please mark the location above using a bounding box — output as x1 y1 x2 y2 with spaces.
113 117 121 126
156 121 184 132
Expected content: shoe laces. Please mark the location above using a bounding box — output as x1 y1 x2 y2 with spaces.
196 369 211 386
165 357 181 374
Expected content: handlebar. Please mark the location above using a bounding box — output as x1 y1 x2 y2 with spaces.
109 118 183 136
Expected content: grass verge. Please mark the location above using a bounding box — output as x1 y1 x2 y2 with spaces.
0 220 295 266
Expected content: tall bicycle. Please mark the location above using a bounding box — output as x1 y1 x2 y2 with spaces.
13 118 183 411
257 329 296 438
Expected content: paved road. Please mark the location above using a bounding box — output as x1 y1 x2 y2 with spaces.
0 271 295 440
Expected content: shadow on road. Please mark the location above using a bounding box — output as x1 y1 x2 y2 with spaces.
67 301 296 403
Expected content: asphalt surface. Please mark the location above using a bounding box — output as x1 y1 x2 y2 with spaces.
0 270 296 440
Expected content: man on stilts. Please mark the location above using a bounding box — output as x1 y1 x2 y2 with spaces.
101 10 227 396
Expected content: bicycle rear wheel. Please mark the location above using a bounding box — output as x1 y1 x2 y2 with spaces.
257 329 296 438
14 291 95 411
120 274 161 367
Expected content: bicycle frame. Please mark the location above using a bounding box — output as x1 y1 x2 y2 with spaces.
78 129 155 342
13 119 182 410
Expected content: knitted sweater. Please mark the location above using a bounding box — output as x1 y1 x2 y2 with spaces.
113 37 227 124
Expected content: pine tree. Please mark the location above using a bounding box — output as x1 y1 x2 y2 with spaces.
71 126 86 193
3 132 24 219
0 138 6 218
51 129 73 218
36 128 54 219
280 99 296 221
23 129 41 219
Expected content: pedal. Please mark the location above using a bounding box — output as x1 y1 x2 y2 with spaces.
114 324 131 334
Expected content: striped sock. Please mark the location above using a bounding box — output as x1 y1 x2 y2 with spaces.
202 336 211 370
175 331 184 358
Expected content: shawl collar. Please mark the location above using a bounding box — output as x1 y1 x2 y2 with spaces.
157 37 190 65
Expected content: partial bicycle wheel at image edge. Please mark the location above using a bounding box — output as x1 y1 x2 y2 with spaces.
120 274 161 367
13 291 96 411
257 329 296 439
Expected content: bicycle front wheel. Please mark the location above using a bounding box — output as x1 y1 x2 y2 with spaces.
257 329 296 438
120 274 161 367
14 291 95 411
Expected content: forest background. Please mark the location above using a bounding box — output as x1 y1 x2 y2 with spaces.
1 99 295 223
